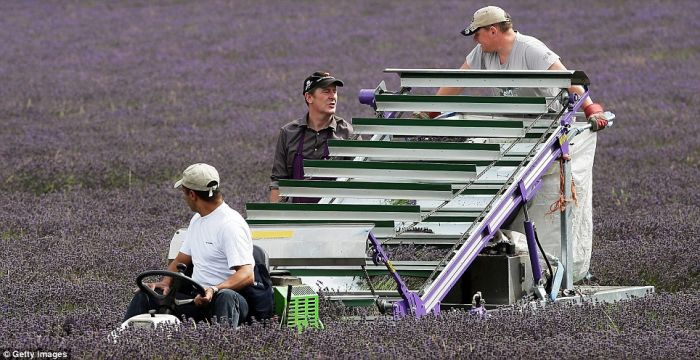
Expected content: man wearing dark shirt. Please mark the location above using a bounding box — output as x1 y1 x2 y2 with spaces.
269 72 353 202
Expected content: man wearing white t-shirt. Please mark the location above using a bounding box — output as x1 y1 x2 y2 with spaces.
124 163 255 326
425 6 609 130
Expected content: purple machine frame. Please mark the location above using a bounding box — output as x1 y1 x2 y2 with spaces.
358 85 589 317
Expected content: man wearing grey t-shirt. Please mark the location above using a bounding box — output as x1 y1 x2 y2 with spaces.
430 6 608 130
431 7 606 281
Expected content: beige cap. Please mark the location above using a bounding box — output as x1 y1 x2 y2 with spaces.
173 163 220 194
461 6 510 36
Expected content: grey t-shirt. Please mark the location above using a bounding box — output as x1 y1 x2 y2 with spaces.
466 32 560 100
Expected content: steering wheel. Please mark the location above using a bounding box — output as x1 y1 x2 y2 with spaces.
136 266 207 314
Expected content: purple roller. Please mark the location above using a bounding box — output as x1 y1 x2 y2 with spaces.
358 88 376 108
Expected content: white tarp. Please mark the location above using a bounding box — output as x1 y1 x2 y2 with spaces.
506 123 597 281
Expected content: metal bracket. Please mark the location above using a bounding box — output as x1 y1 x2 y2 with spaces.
549 262 565 301
367 232 427 318
533 285 547 300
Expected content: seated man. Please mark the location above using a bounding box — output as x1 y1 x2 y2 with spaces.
124 163 256 326
269 71 353 203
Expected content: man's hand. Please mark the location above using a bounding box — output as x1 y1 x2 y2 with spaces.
588 113 608 131
194 287 216 307
584 103 608 132
136 280 171 294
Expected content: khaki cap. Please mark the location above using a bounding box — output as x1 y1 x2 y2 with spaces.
173 163 220 194
461 6 510 36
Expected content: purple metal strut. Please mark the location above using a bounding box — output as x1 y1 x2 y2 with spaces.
367 232 427 318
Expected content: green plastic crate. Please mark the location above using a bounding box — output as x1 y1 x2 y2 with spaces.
273 285 323 330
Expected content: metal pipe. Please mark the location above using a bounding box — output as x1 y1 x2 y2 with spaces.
561 157 574 290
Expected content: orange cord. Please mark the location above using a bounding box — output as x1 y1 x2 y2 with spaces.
547 157 578 214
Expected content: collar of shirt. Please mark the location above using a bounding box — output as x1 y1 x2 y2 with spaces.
291 113 339 131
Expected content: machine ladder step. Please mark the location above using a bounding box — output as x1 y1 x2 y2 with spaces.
303 160 477 182
250 223 371 266
248 219 396 238
383 234 468 246
328 140 504 161
352 118 526 138
305 159 526 184
278 179 454 200
276 260 443 277
374 94 549 114
245 203 421 222
384 68 589 88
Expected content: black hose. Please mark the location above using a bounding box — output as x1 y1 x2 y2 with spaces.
534 226 554 293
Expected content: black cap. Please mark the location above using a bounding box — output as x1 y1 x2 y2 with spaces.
303 73 344 94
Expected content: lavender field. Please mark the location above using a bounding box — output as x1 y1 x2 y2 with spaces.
1 0 698 358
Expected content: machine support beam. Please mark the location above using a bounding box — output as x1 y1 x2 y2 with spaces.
558 89 590 291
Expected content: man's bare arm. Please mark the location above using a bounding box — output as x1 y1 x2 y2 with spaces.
194 264 255 306
547 60 594 108
436 60 471 96
269 189 280 202
217 264 255 291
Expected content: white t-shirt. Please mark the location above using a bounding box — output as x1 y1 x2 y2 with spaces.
180 202 255 287
466 32 560 100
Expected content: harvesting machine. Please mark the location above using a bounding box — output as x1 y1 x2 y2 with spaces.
182 69 654 323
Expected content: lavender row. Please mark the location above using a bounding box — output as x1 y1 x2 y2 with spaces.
0 292 697 359
1 0 698 357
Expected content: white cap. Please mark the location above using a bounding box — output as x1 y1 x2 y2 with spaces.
461 6 510 36
173 163 220 196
